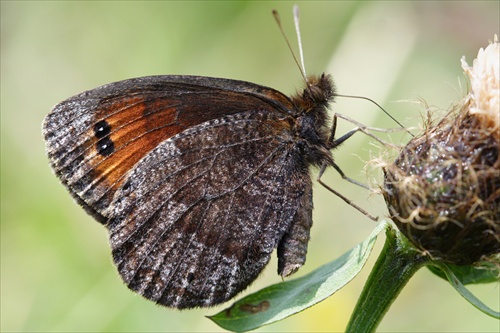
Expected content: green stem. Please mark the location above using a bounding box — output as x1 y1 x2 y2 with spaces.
346 226 428 333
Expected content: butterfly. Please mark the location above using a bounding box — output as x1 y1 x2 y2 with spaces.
43 72 340 309
41 5 387 309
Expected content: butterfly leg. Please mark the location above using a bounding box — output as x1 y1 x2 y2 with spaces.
326 124 372 189
316 163 377 221
321 112 403 189
323 113 373 189
316 113 381 221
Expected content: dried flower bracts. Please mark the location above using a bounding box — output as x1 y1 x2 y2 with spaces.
383 36 499 265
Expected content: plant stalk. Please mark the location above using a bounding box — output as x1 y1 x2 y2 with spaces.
345 226 428 332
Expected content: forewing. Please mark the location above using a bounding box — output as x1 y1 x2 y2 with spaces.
108 110 311 308
42 75 295 223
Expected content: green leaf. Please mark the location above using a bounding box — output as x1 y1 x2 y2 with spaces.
208 221 389 332
427 262 500 285
430 262 500 319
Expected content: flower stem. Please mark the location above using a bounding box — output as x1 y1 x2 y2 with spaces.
346 225 428 333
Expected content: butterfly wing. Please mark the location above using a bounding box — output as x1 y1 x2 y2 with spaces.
109 108 313 308
43 75 296 222
43 75 314 308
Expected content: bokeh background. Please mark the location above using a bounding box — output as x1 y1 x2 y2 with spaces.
2 1 499 332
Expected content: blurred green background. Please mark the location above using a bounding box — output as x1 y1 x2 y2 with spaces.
1 1 499 332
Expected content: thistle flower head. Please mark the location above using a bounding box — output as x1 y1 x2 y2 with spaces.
383 37 500 265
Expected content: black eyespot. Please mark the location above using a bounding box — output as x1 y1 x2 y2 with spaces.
96 137 114 156
94 120 111 139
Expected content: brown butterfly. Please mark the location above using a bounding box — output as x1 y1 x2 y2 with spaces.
43 72 340 308
43 8 378 309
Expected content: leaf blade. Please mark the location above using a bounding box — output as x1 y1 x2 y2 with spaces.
431 262 500 319
209 221 389 332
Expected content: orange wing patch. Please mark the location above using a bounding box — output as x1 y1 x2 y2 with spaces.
85 96 184 192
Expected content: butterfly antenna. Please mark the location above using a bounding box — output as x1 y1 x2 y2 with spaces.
293 5 307 78
336 93 414 137
272 8 308 83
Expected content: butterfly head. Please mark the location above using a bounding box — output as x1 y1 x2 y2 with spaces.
291 73 336 124
281 73 336 169
303 73 336 106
